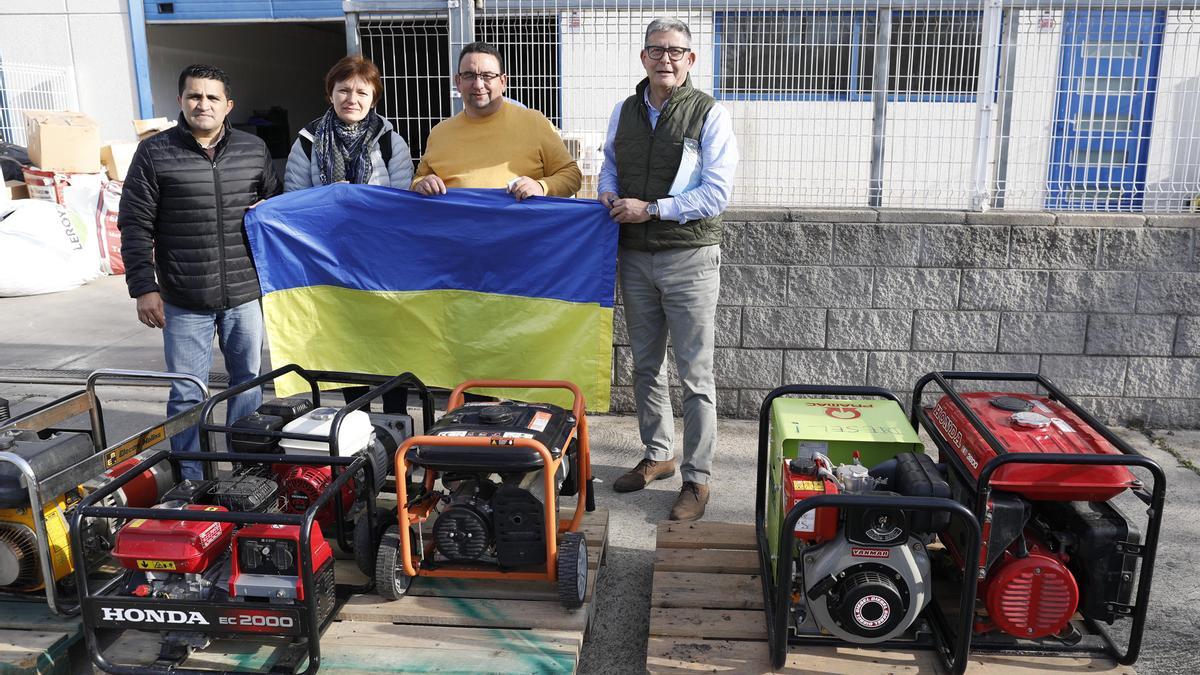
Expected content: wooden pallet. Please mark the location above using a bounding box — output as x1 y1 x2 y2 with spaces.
647 521 1135 674
0 600 81 674
98 508 608 674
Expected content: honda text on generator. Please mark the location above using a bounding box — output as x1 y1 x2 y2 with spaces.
71 365 434 674
0 369 209 616
912 371 1165 665
376 380 595 608
756 385 983 674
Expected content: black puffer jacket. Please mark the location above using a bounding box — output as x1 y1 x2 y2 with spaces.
119 115 281 310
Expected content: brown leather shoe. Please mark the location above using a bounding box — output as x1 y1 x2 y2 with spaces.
613 458 676 493
669 481 710 522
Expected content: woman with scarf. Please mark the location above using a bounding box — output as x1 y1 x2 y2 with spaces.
284 56 412 192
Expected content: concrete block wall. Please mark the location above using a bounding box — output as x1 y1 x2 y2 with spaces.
609 209 1200 429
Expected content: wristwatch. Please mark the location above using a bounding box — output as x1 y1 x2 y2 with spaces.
647 201 660 220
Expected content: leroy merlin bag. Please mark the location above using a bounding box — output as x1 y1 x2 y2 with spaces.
0 199 103 296
96 180 124 274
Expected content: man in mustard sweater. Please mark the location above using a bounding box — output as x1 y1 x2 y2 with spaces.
412 42 581 199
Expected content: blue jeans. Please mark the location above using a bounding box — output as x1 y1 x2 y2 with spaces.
164 300 264 479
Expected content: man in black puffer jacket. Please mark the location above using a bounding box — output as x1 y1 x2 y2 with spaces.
119 64 281 477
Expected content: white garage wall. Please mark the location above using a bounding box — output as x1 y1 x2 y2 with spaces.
0 0 140 142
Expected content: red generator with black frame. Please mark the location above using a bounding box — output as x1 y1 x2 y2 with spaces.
71 365 429 674
912 371 1165 665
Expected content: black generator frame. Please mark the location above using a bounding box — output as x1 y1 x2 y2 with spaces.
197 364 436 554
911 370 1166 666
71 365 432 674
755 384 982 674
71 447 370 675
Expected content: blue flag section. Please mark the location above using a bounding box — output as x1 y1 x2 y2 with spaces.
245 184 618 410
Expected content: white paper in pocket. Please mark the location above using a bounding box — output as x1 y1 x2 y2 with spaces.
668 137 702 196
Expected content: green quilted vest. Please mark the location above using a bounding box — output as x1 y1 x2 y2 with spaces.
614 76 720 252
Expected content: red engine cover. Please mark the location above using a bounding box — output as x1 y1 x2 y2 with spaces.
229 522 332 600
274 464 355 525
982 543 1079 639
112 505 234 573
927 393 1136 501
781 459 839 543
105 457 172 508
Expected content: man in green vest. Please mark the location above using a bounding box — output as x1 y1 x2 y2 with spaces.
599 18 739 521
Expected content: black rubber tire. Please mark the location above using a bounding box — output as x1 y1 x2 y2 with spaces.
375 524 413 601
556 531 588 610
354 509 398 577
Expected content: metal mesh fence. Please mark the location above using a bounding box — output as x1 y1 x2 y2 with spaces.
0 61 76 146
346 0 1200 213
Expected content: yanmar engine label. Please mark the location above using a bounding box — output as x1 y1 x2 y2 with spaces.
850 547 890 558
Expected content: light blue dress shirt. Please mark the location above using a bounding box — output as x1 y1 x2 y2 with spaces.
598 87 739 223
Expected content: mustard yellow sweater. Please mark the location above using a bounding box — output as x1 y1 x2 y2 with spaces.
413 101 582 197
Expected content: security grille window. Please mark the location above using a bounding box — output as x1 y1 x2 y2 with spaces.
476 14 561 126
716 12 866 99
359 18 451 163
888 12 983 101
0 61 75 145
716 10 982 102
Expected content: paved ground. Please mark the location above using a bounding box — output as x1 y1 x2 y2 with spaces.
2 276 1198 674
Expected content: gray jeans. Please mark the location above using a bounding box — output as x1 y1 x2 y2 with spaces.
619 245 720 485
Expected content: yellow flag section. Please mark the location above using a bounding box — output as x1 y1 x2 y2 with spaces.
263 286 613 409
246 185 618 411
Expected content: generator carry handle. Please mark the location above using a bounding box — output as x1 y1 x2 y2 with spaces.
768 493 981 674
911 370 1147 460
447 378 594 513
447 379 587 420
85 369 209 452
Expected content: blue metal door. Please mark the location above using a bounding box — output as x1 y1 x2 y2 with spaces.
1047 9 1164 210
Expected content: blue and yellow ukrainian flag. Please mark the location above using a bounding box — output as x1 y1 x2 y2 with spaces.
245 185 617 410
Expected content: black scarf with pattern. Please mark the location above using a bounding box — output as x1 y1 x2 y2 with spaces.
313 107 383 185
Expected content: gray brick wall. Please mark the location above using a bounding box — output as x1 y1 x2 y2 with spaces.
608 209 1200 428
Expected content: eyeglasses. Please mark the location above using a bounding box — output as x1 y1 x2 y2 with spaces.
458 72 502 83
644 46 691 61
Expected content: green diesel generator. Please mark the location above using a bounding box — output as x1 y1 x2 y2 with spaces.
764 394 924 567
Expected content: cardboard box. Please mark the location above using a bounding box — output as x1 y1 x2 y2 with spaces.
1 180 28 204
23 110 102 173
132 117 176 140
101 142 138 181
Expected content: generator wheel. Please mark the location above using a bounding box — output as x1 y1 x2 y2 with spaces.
375 524 413 601
354 509 398 577
556 531 588 610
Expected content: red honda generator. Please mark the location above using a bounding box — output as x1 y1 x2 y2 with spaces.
912 371 1165 665
71 365 434 674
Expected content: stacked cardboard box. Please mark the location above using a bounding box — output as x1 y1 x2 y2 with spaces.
17 110 125 275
